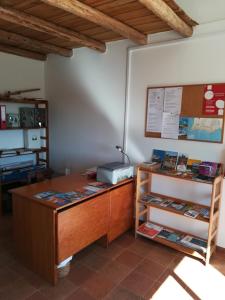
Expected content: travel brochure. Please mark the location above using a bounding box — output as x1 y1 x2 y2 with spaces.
151 148 221 181
141 194 210 219
34 181 112 207
137 222 207 253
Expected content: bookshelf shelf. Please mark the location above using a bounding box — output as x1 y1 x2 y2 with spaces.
137 221 208 260
0 147 48 159
139 192 211 223
0 127 46 131
135 165 223 264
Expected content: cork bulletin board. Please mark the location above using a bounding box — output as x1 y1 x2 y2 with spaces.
145 83 225 143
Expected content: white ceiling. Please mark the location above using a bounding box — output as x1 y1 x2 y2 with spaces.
175 0 225 24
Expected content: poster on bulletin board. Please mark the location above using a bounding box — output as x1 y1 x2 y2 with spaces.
145 83 225 144
203 84 225 116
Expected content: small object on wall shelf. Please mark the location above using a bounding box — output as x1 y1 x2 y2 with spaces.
145 83 225 143
135 164 223 264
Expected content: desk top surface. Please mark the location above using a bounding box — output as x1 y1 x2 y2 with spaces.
11 173 133 211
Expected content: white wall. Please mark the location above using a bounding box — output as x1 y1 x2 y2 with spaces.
45 21 225 247
126 24 225 247
0 53 45 164
46 40 133 173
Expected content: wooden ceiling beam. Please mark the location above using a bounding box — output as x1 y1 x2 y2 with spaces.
0 6 106 52
41 0 147 45
0 43 46 61
138 0 193 37
0 29 72 57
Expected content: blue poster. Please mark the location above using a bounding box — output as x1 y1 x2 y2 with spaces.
187 118 222 142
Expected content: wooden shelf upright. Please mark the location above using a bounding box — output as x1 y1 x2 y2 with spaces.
135 165 223 264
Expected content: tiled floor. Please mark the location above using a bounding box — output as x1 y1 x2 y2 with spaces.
0 216 225 300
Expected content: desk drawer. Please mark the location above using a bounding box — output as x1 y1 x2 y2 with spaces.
57 193 109 263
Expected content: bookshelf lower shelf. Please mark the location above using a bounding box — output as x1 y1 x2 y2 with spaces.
136 222 208 260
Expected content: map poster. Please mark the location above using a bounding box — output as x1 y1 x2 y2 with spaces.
187 118 223 142
203 84 225 116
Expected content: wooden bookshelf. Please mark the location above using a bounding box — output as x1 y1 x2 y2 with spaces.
135 165 223 264
0 98 49 215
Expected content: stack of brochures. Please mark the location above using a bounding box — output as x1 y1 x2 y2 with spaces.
84 181 112 192
34 190 96 206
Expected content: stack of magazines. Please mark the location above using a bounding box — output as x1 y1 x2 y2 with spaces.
34 189 97 206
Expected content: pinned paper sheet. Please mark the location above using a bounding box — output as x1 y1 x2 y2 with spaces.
161 112 179 139
164 87 183 114
146 88 164 132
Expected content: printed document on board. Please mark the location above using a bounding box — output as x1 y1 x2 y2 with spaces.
146 88 164 132
164 87 183 114
161 112 179 139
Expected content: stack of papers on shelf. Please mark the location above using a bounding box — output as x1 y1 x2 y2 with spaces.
0 149 17 157
179 235 207 253
0 160 34 171
199 208 210 219
157 228 183 243
169 202 186 211
184 209 200 219
137 222 163 239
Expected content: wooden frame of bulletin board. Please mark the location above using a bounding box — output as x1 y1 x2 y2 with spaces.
145 83 225 143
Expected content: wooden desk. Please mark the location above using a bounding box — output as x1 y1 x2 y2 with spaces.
11 174 134 284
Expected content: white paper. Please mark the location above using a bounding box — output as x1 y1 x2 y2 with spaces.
164 87 183 114
146 88 164 132
147 88 164 113
161 112 179 139
146 112 162 132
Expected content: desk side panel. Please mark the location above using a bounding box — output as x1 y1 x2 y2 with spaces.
108 182 134 242
57 193 110 263
13 195 56 284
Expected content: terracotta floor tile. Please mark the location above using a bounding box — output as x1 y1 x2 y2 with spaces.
93 243 124 260
120 270 155 297
73 243 98 262
65 287 96 300
9 261 47 289
0 250 15 268
129 238 155 257
26 291 49 300
0 266 21 290
39 278 77 300
68 263 97 286
210 254 225 276
79 251 112 271
100 260 131 284
0 278 36 300
135 259 166 282
82 271 115 299
112 231 135 248
104 286 141 300
146 243 178 267
115 250 143 269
